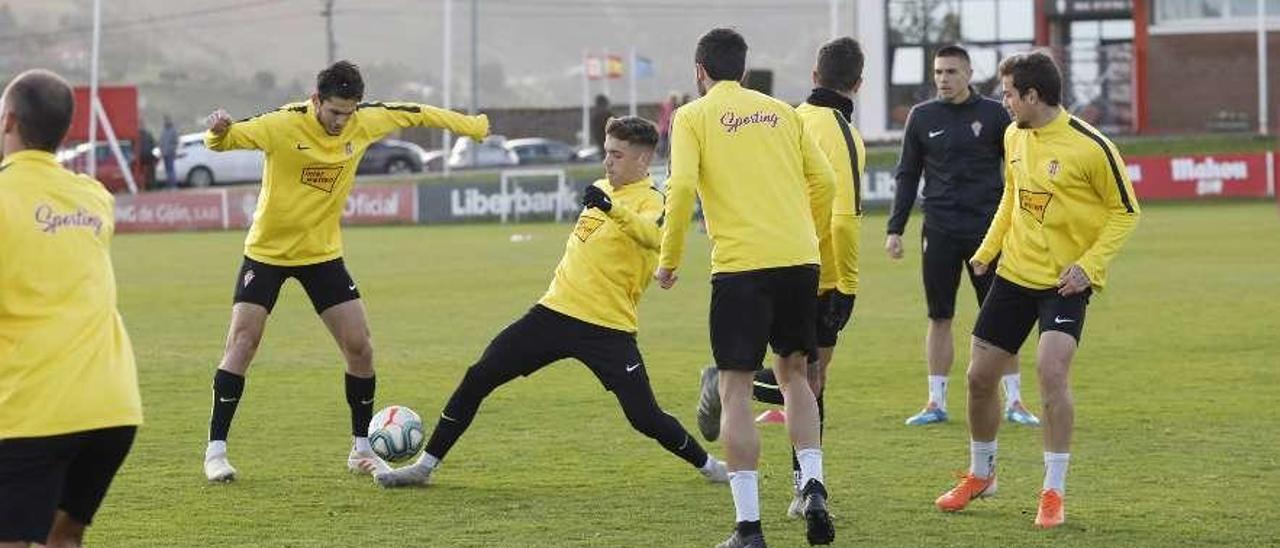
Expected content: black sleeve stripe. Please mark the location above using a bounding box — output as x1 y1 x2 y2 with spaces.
651 185 666 227
236 105 305 123
358 102 422 113
832 110 863 216
1068 118 1135 213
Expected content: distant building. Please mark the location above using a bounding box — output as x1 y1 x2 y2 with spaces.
853 0 1278 139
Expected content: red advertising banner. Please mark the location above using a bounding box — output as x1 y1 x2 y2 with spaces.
342 185 417 225
114 191 224 233
1125 153 1271 200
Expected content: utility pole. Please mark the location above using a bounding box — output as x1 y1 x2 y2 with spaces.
323 0 336 65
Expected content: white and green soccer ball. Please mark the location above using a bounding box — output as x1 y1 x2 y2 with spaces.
368 405 425 462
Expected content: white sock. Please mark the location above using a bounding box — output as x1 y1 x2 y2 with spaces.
353 437 371 454
206 440 227 459
415 452 441 471
1002 373 1023 406
928 375 948 410
729 471 761 522
970 440 997 478
1043 452 1070 493
796 448 824 486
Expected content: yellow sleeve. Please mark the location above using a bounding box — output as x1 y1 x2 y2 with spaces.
658 108 700 271
358 102 489 141
206 112 273 152
831 213 860 294
974 158 1015 264
1076 142 1141 285
608 189 663 251
800 116 836 250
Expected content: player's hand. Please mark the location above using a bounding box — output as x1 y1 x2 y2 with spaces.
885 234 904 260
1057 264 1092 296
970 259 988 276
581 185 613 213
654 267 678 289
826 291 856 331
206 109 232 135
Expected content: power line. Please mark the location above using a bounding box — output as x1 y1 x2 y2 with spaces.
0 0 303 43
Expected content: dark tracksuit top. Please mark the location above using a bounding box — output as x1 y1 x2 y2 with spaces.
887 87 1011 239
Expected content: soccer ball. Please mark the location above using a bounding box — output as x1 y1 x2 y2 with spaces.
368 405 425 462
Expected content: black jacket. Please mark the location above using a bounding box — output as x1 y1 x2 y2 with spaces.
887 87 1011 238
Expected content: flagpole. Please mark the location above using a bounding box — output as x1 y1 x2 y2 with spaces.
581 49 590 148
443 0 453 176
88 0 101 177
629 46 638 117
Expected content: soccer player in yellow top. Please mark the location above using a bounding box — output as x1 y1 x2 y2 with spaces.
656 28 837 548
0 69 142 548
363 117 728 490
934 51 1140 529
200 61 489 482
694 36 866 522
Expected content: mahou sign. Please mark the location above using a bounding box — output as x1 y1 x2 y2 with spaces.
1124 153 1272 200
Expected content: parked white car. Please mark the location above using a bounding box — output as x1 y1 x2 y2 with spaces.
157 133 264 187
448 135 519 169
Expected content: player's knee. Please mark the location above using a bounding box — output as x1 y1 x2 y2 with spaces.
967 367 1000 395
1037 362 1070 395
342 334 373 365
229 324 264 354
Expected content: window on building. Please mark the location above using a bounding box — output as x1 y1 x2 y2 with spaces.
886 0 1035 128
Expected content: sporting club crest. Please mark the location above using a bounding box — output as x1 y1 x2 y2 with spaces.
970 120 982 137
1047 159 1061 178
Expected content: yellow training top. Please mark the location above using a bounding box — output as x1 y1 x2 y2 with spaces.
796 102 865 295
539 178 664 333
0 150 142 438
207 101 488 266
659 81 835 275
973 109 1140 290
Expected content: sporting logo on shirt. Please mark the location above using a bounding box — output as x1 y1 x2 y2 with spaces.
572 214 606 242
971 120 983 137
33 203 104 235
1047 159 1062 178
1018 190 1053 224
300 165 344 193
720 110 779 133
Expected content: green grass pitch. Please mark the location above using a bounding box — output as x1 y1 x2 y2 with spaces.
91 202 1279 547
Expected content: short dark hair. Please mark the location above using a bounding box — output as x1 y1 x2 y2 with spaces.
695 28 748 81
816 37 864 92
935 45 971 65
316 60 364 102
3 69 74 152
605 116 658 149
998 50 1063 107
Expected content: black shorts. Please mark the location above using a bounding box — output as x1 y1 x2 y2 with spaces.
478 305 650 393
710 265 819 371
921 226 997 320
233 256 361 314
972 275 1092 355
815 290 854 348
0 426 136 543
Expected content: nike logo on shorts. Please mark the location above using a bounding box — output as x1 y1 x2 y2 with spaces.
929 129 945 138
626 363 642 373
440 413 458 422
1054 316 1076 324
349 284 357 291
219 397 238 403
360 398 374 405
